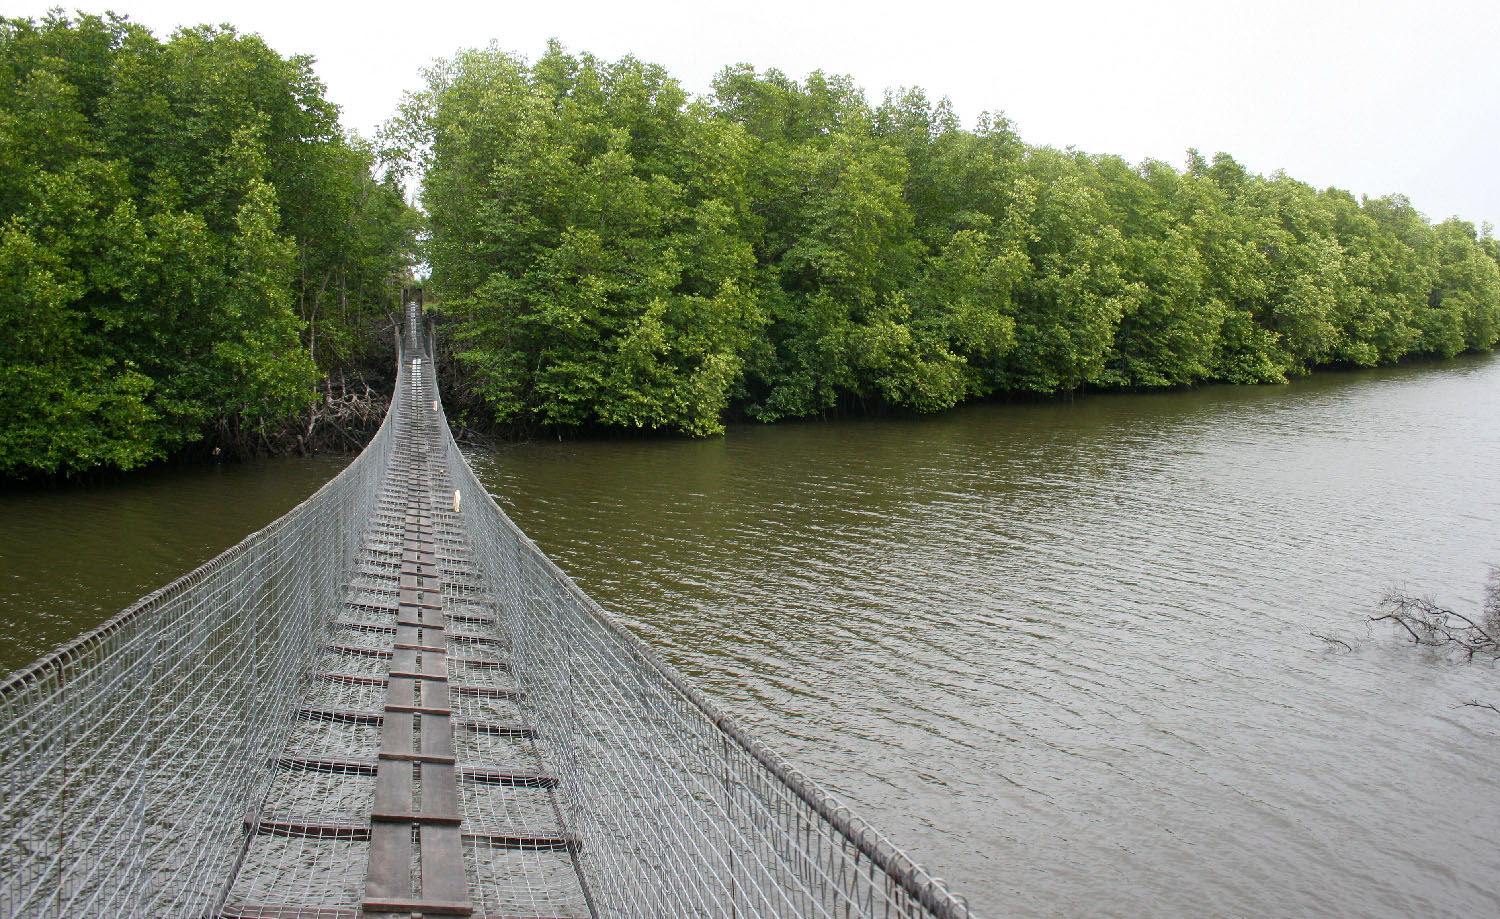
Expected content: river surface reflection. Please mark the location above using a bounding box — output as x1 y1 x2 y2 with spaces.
0 455 348 674
468 355 1500 918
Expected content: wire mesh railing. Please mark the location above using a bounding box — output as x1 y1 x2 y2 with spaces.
0 338 405 919
0 301 974 919
431 331 974 919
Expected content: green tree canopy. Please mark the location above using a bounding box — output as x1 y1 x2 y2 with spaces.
0 12 416 476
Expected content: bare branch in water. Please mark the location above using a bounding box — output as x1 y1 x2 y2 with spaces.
1310 632 1352 652
1370 571 1500 662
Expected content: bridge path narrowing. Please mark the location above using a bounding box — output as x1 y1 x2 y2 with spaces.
0 302 974 919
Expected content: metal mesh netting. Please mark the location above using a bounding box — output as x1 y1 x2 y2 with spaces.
0 344 404 917
0 304 974 919
434 347 974 919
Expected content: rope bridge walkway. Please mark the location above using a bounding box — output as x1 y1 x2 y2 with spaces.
0 305 974 919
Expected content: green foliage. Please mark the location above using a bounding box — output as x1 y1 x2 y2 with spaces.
407 43 759 435
406 43 1500 436
0 12 416 476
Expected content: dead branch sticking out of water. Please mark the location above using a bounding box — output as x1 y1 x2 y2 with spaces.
1370 570 1500 661
1310 632 1352 652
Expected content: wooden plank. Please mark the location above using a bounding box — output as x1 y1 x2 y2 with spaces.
398 588 443 609
378 750 456 765
448 632 500 646
420 713 455 760
452 685 520 699
298 707 381 725
399 573 440 591
380 710 414 757
420 823 471 910
250 818 368 840
459 768 556 788
363 820 414 903
461 830 571 850
424 653 450 679
446 612 496 627
370 811 461 826
386 676 416 708
422 762 461 820
391 647 417 674
362 897 470 917
460 721 532 738
394 642 447 653
220 906 360 919
326 644 392 659
385 703 451 716
425 680 451 712
372 759 412 815
389 670 447 682
450 657 505 670
393 605 445 628
271 755 379 775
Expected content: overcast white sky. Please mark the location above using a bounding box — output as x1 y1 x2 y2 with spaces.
15 0 1500 231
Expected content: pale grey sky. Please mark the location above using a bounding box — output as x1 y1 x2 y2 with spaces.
14 0 1500 231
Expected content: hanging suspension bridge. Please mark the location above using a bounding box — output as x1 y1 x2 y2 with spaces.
0 304 973 919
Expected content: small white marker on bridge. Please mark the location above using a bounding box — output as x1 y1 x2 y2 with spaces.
453 489 462 513
433 400 439 412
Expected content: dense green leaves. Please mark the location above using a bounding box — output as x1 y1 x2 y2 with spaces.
408 44 759 434
12 20 1496 461
411 46 1500 437
0 12 416 476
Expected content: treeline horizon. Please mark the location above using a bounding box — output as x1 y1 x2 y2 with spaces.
407 42 1500 436
0 12 418 478
4 15 1498 477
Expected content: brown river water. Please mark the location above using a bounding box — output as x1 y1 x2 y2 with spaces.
3 354 1498 917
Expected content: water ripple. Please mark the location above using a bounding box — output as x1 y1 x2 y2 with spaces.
472 355 1500 918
